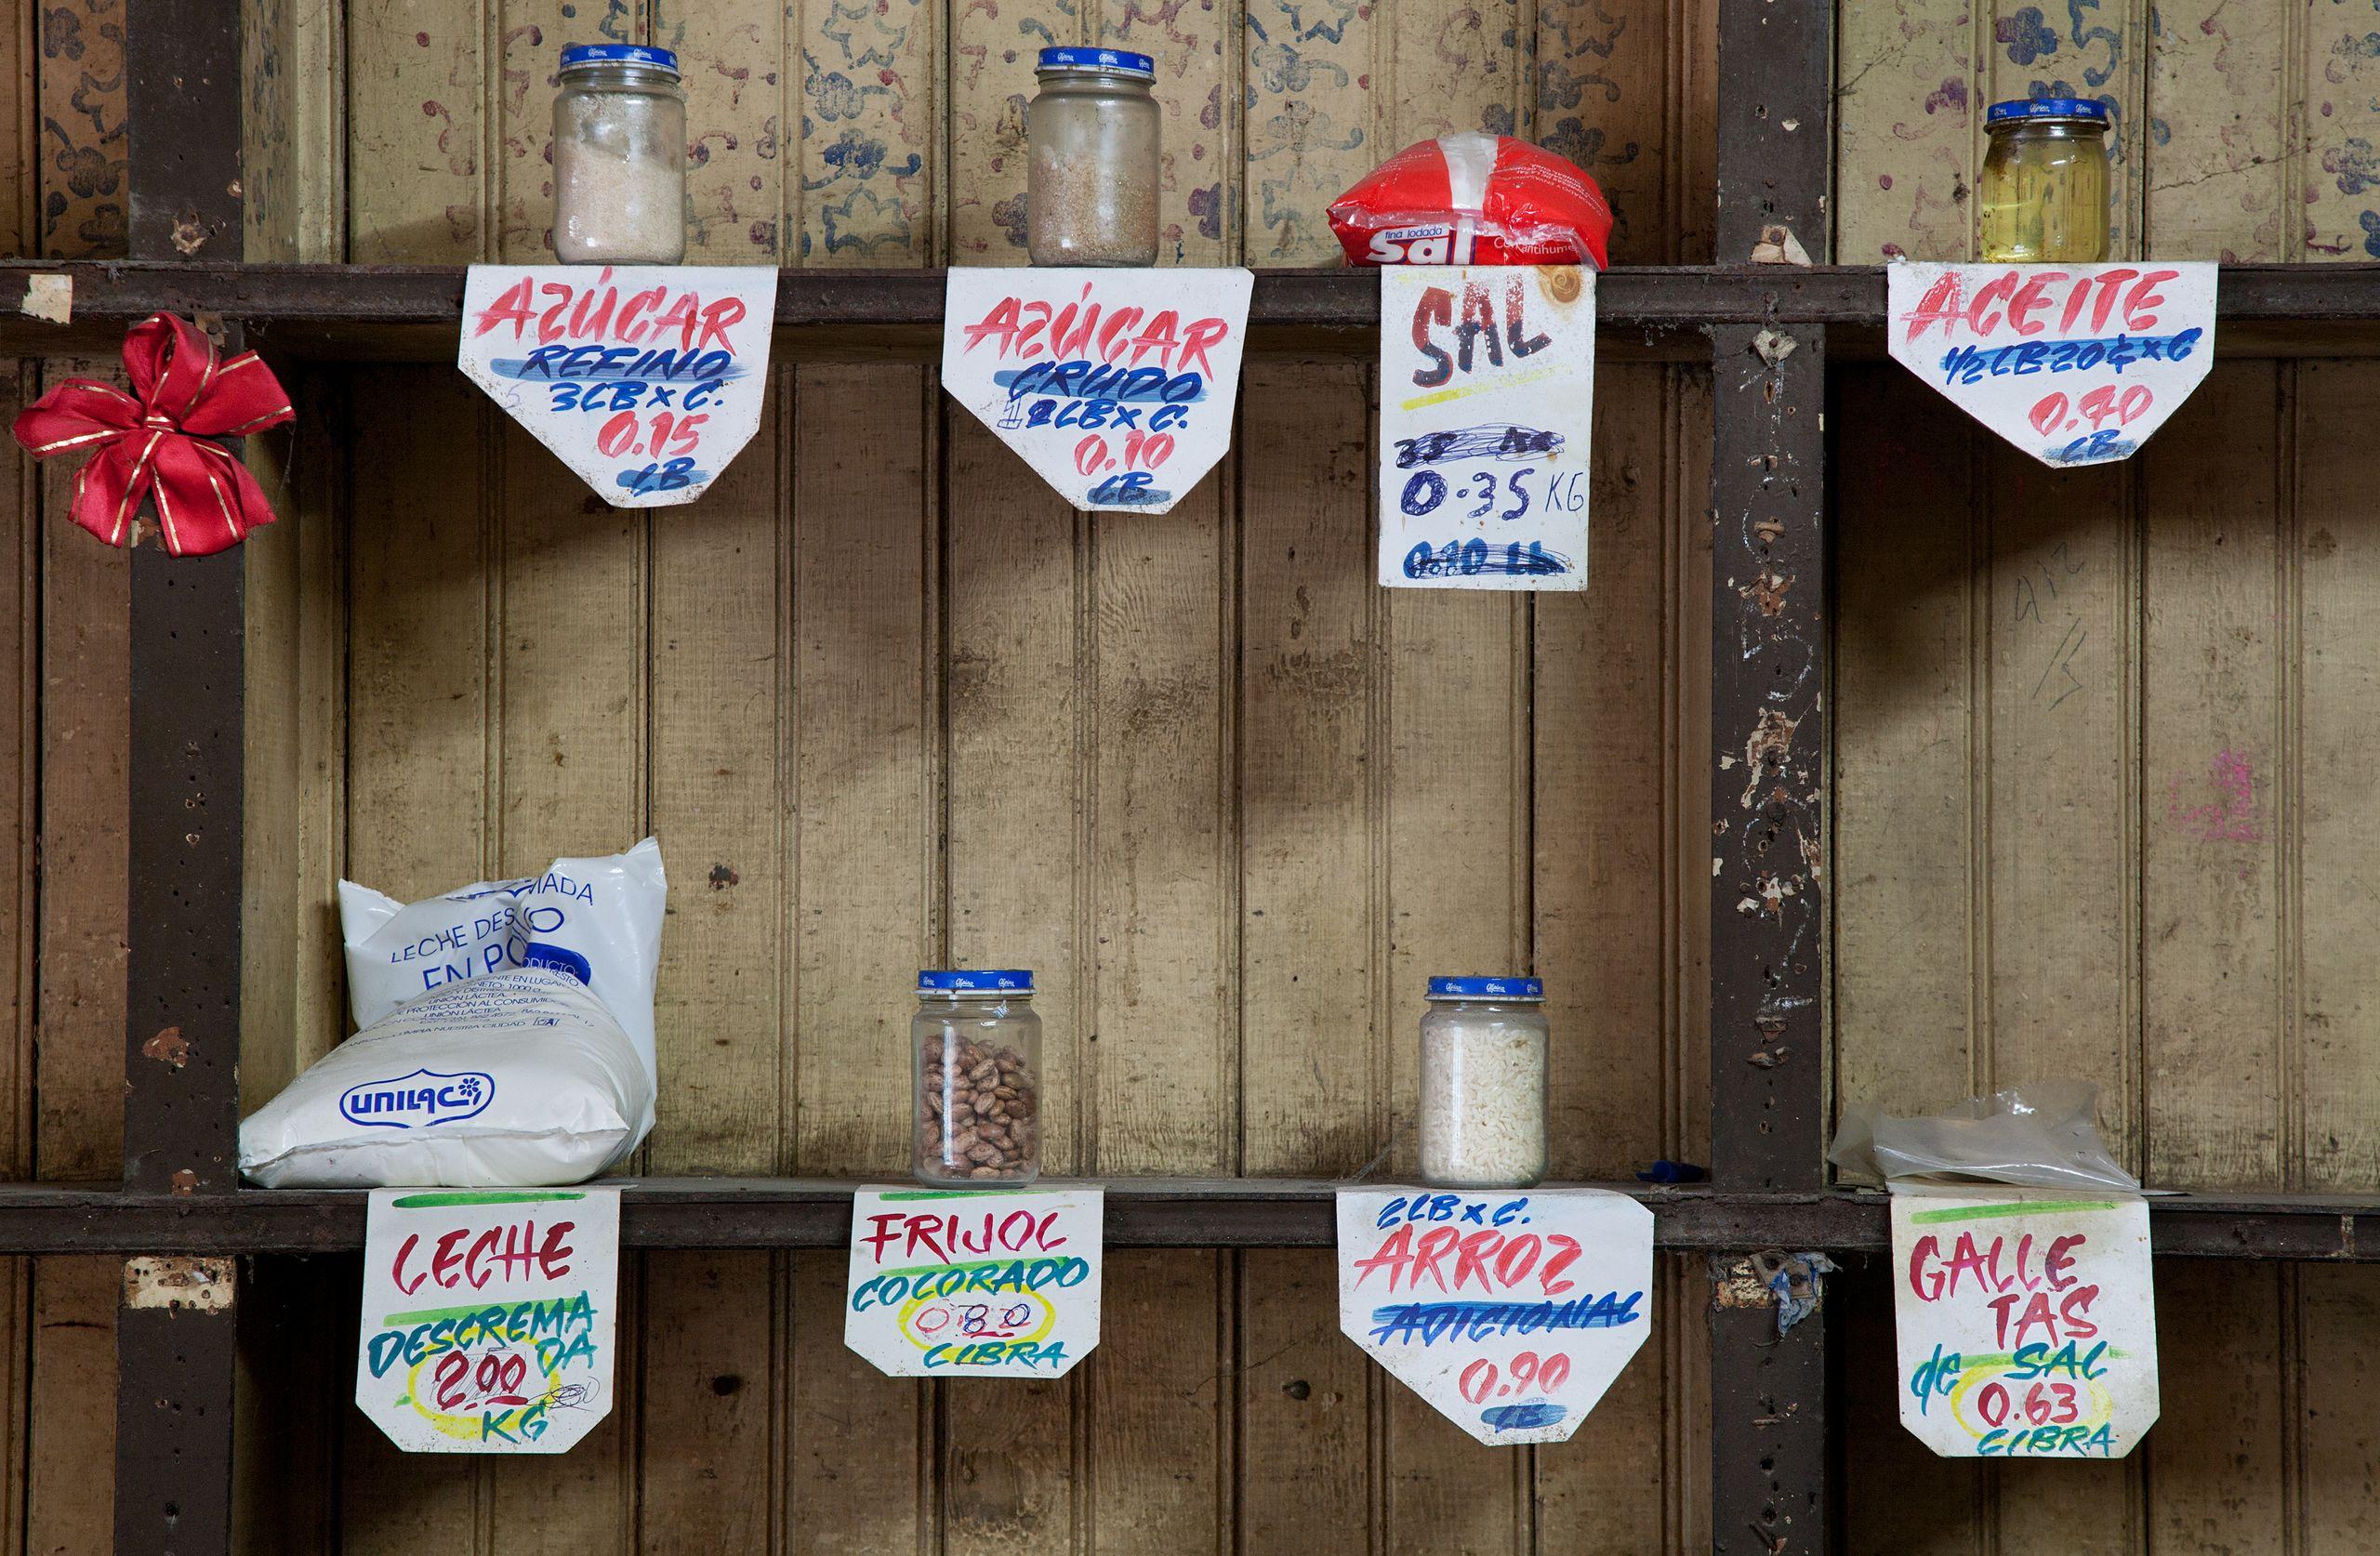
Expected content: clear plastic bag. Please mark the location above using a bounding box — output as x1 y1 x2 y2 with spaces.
1827 1079 2137 1192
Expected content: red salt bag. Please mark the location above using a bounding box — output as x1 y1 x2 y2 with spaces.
1329 133 1613 269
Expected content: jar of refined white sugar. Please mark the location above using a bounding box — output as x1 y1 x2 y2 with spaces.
552 44 686 264
1419 976 1548 1188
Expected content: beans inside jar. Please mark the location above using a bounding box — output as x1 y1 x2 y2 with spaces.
911 970 1042 1187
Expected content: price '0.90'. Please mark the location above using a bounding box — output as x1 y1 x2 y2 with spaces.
1456 1349 1573 1404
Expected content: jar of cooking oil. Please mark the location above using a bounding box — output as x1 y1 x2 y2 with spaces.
1978 99 2110 262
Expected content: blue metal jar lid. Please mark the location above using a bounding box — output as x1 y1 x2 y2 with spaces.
1037 46 1157 79
560 43 681 76
1986 97 2108 126
1427 976 1543 1000
919 969 1035 993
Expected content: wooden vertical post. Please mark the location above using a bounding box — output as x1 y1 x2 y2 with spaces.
117 4 246 1553
1709 0 1833 1548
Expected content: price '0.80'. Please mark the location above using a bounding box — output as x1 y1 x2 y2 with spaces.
1457 1349 1572 1404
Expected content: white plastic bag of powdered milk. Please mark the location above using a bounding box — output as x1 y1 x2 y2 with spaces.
238 838 666 1187
239 968 653 1187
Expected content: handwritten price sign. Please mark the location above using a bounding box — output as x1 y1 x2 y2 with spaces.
1378 266 1593 590
1892 1185 2159 1459
942 268 1252 514
1336 1186 1650 1445
845 1184 1103 1378
1888 261 2215 468
354 1187 619 1455
458 264 777 507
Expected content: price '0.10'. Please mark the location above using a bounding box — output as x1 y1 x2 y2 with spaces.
1457 1349 1572 1404
2028 384 2152 462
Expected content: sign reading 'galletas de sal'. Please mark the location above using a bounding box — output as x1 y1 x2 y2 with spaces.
1893 1185 2159 1459
845 1184 1103 1378
942 268 1252 514
459 264 778 507
1888 261 2215 468
1378 266 1593 590
1337 1186 1650 1445
355 1187 620 1454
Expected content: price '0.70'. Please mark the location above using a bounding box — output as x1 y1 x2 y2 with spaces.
2027 384 2151 462
1457 1349 1572 1404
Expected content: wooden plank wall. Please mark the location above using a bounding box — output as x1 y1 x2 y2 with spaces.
209 1 1721 1553
1835 2 2380 1551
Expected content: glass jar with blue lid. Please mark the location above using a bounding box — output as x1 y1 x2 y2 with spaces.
1979 98 2109 264
914 969 1042 1186
1419 976 1549 1188
1027 46 1160 266
552 44 686 264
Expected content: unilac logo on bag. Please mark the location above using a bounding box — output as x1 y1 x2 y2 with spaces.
339 1067 497 1130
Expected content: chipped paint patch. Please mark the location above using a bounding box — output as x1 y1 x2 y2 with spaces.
1739 708 1801 809
124 1256 231 1312
19 274 71 323
141 1026 190 1069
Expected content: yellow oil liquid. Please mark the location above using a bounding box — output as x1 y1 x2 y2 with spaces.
1978 125 2109 262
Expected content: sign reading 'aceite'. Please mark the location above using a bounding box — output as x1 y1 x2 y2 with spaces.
942 268 1253 514
355 1187 620 1455
1893 1184 2159 1459
1377 265 1594 590
458 264 778 508
1887 260 2215 468
1337 1186 1651 1445
845 1184 1104 1378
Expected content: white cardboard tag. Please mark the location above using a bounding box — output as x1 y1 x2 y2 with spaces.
354 1186 620 1454
1377 265 1593 590
1887 261 2215 468
941 268 1252 514
1336 1186 1651 1444
1891 1184 2159 1459
845 1183 1103 1378
458 264 777 507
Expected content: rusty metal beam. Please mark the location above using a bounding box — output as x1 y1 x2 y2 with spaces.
1710 0 1833 1543
119 4 245 1553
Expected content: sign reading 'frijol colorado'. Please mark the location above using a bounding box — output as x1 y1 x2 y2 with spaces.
846 1184 1103 1378
942 268 1252 514
1892 1184 2159 1459
1887 261 2215 468
1337 1186 1650 1445
355 1187 620 1454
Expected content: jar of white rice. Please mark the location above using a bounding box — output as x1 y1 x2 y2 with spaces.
1419 976 1548 1188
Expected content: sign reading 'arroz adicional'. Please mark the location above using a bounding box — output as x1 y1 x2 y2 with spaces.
1337 1186 1651 1445
846 1183 1103 1378
942 267 1253 514
1893 1184 2159 1459
459 264 777 507
355 1187 620 1454
1377 265 1594 590
1887 261 2215 468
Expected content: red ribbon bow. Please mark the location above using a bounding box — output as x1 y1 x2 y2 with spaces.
11 313 295 556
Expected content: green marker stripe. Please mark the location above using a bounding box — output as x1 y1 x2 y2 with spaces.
1908 1200 2125 1225
390 1190 585 1208
379 1297 589 1325
1936 1349 2131 1369
873 1188 1061 1203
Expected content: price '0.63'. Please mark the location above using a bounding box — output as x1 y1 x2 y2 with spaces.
1457 1349 1572 1404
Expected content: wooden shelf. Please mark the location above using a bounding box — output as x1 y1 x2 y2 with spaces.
8 261 2380 363
3 1178 2372 1259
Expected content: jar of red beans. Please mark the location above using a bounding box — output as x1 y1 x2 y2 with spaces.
913 970 1042 1186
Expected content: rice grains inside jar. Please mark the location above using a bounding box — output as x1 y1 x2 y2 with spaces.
1978 97 2110 263
914 970 1042 1186
1418 977 1549 1189
552 43 687 264
1026 47 1160 266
